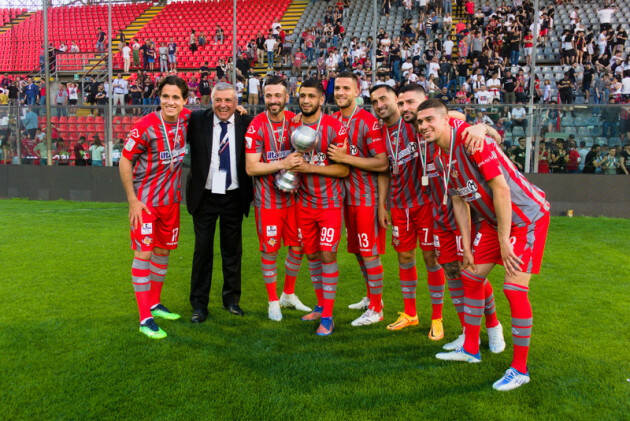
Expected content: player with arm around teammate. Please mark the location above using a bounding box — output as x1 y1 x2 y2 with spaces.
119 76 191 339
245 76 312 321
416 99 550 391
290 78 350 336
328 72 389 327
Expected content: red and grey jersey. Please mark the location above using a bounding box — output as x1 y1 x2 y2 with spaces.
245 110 296 209
332 108 385 207
289 113 348 209
433 118 550 228
426 140 458 232
122 109 191 207
382 119 425 209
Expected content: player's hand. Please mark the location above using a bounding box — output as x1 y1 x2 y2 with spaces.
129 198 150 230
236 105 248 115
462 249 476 273
378 205 391 229
282 152 304 170
291 161 312 173
292 112 302 124
462 124 487 154
499 238 523 277
327 141 347 163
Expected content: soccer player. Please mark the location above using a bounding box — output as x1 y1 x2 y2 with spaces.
416 99 550 391
420 114 506 354
369 83 447 337
290 78 349 336
119 75 191 339
329 72 389 326
245 76 312 321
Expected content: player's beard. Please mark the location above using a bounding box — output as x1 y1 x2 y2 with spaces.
266 102 286 118
300 103 320 117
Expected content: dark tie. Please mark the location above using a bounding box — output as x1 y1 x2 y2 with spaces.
218 121 231 189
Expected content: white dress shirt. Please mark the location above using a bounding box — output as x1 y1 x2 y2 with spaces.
205 113 239 192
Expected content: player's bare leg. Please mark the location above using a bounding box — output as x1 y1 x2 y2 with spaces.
422 249 445 340
351 254 384 326
387 250 419 330
279 246 311 312
348 254 370 310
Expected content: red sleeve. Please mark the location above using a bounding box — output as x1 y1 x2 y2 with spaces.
122 119 148 161
245 117 263 154
365 115 386 155
470 139 503 181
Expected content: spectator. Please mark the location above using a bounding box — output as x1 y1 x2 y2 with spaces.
265 34 277 69
566 139 581 173
198 73 211 106
111 138 123 167
67 82 79 114
582 144 600 173
602 97 619 137
597 5 616 32
537 142 551 173
112 73 128 115
578 141 590 172
598 145 626 174
510 102 527 134
24 78 39 106
247 73 260 108
53 139 69 166
95 27 106 52
129 80 142 115
620 143 630 175
122 42 131 73
33 136 48 165
158 42 169 73
558 72 574 104
74 136 87 166
132 39 141 69
214 26 224 44
54 84 68 117
167 39 177 71
69 42 79 53
89 136 105 167
189 29 197 53
198 31 206 46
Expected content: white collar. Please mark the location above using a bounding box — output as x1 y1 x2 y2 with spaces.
213 113 235 126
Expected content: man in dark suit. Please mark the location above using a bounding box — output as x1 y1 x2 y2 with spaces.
186 82 253 322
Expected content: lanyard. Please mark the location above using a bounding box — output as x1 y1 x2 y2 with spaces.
159 111 180 171
385 118 403 174
418 133 428 185
302 114 322 164
266 111 286 153
337 104 358 130
441 127 456 206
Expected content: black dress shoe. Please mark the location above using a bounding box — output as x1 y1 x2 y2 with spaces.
224 304 244 316
191 310 207 323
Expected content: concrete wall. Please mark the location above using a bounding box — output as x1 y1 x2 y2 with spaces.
1 166 629 218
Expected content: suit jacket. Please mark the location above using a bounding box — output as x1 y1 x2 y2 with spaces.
185 109 253 216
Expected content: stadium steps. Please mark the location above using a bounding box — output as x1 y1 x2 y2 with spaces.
0 10 33 35
251 0 314 75
81 4 165 74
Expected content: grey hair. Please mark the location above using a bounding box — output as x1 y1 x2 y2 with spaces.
211 82 236 101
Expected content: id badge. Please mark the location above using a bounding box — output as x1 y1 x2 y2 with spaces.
212 170 227 194
421 175 429 186
392 164 399 175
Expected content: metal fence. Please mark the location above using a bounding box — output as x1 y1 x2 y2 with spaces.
1 102 628 175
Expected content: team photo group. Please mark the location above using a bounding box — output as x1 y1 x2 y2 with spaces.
119 72 550 392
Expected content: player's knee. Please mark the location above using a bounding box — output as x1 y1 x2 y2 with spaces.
134 250 152 260
153 247 170 256
306 253 320 261
397 251 415 265
443 261 461 280
321 251 337 263
422 249 438 266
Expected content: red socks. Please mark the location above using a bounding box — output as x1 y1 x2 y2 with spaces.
427 265 445 320
504 283 533 373
308 258 323 307
446 276 465 328
399 261 417 317
483 279 500 328
131 257 152 322
283 248 302 294
149 253 168 308
321 261 339 318
364 257 384 312
462 270 485 355
261 252 278 302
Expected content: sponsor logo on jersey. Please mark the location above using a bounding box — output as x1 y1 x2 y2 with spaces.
124 139 136 151
349 145 359 156
266 225 278 237
266 150 291 161
311 152 327 165
478 151 498 168
160 151 172 160
456 179 479 197
141 223 153 235
245 136 253 150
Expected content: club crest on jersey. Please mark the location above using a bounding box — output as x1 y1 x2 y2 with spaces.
451 169 459 178
268 238 277 247
142 237 153 246
372 121 380 131
311 152 327 165
141 223 153 235
266 225 278 237
349 145 359 156
247 125 256 134
409 142 418 153
338 126 347 136
245 136 253 150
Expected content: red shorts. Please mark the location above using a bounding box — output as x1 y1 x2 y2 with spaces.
297 204 342 255
390 204 434 252
434 229 464 265
345 205 385 256
472 213 550 274
254 205 301 253
130 203 180 251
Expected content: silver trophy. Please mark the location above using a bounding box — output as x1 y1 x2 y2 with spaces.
275 125 318 193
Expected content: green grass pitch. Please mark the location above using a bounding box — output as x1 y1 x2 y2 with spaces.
1 199 629 420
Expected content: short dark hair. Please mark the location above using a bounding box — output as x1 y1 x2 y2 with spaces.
336 71 359 86
397 83 427 97
301 78 324 94
157 75 189 99
265 75 288 90
416 98 448 114
369 83 396 96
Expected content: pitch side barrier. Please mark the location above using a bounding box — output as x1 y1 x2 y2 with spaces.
1 166 629 218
